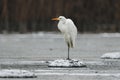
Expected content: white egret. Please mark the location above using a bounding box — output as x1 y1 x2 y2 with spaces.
52 16 77 60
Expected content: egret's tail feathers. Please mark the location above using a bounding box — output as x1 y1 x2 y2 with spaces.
65 36 75 48
70 41 74 48
67 40 74 48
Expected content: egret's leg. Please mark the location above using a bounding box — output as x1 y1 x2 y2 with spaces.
67 46 70 60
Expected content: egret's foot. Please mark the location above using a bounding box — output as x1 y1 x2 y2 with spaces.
66 58 71 60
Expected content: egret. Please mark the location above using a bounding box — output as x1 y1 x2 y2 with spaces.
52 16 77 60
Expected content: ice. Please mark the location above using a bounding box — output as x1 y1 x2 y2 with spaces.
0 61 47 65
100 33 120 37
0 69 36 78
36 72 120 76
101 52 120 59
48 59 86 67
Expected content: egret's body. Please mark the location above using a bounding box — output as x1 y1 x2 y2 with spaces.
52 16 77 60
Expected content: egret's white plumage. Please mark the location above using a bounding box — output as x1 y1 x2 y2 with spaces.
52 16 77 60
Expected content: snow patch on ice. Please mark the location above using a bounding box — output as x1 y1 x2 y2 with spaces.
101 52 120 59
0 69 36 78
48 59 86 67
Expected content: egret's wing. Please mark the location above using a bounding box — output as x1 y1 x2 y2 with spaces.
66 19 77 37
66 19 77 47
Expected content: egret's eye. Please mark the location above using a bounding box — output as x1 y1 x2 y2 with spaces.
59 18 62 19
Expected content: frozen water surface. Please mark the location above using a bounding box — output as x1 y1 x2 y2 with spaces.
0 32 120 60
0 32 120 80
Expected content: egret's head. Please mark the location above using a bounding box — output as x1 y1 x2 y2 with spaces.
52 16 66 21
58 16 66 21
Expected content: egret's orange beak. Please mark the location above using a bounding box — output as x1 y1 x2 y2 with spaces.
51 18 60 20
